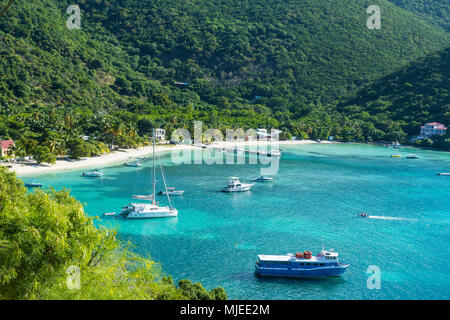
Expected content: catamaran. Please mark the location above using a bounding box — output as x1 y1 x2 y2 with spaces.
222 177 254 192
118 129 178 219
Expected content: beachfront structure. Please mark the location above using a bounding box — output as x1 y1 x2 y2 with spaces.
256 129 282 140
418 122 447 139
0 139 14 157
154 128 166 141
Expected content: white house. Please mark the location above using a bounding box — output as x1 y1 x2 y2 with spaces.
418 122 447 139
155 128 166 141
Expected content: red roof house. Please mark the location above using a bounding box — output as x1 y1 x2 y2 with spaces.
1 140 15 157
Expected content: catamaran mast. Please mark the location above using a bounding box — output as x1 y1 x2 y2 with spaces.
152 128 156 205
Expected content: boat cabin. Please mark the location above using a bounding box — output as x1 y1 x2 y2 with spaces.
256 249 340 269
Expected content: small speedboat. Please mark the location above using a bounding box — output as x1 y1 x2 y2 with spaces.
157 187 184 196
252 176 274 182
123 162 142 167
25 182 43 188
103 212 116 216
132 194 154 200
357 212 369 218
437 172 450 176
222 177 254 192
82 170 103 177
406 154 419 159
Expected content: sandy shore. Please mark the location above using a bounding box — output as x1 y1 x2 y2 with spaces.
3 139 332 176
4 144 192 176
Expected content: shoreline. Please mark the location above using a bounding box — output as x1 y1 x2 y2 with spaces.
2 139 332 176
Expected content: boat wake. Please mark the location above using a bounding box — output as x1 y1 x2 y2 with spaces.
367 215 417 222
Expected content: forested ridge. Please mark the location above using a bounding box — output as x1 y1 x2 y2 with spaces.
0 0 449 160
388 0 450 32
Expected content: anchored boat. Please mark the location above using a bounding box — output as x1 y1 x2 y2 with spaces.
252 176 273 182
158 187 184 196
82 170 103 177
118 128 178 219
222 177 254 192
24 182 43 188
255 247 349 278
123 161 142 167
131 194 154 201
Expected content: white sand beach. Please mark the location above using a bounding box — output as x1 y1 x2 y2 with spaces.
2 139 332 176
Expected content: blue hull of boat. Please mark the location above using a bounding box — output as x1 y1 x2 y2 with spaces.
255 264 349 278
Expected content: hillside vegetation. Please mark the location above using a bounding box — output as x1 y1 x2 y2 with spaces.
0 0 449 156
0 168 227 299
388 0 450 32
338 47 450 147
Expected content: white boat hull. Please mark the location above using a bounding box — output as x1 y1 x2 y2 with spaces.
158 191 184 196
127 208 178 219
132 195 154 200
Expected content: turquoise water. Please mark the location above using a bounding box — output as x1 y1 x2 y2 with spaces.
21 144 450 299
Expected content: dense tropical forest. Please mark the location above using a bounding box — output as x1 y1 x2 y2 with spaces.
0 0 449 164
387 0 450 32
0 0 449 301
0 168 227 299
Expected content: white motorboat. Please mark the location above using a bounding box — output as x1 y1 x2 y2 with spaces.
123 161 142 167
158 187 185 196
222 177 254 192
252 176 273 182
103 212 116 216
131 194 154 201
119 128 178 219
437 172 450 176
82 170 103 177
267 150 281 157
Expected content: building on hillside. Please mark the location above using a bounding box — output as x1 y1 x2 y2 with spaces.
155 128 166 141
0 140 14 157
418 122 447 139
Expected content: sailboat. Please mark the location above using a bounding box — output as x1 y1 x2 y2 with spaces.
119 129 178 219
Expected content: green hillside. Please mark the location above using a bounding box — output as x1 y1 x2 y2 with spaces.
388 0 450 32
0 0 449 157
337 46 450 147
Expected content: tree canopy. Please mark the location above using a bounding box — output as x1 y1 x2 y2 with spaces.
0 167 227 299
